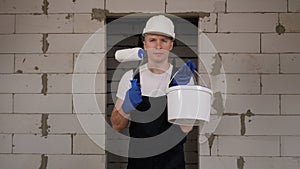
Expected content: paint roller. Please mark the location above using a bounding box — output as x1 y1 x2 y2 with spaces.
115 47 144 62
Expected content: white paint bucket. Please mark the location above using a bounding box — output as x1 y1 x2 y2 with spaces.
166 85 213 126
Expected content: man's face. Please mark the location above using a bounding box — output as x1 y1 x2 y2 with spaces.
143 34 174 63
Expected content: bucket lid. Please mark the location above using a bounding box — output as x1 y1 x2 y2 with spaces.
166 85 213 95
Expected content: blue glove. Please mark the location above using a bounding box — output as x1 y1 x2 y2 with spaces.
172 60 196 86
122 79 143 114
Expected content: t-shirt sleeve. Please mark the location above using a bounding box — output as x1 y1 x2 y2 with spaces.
116 70 133 100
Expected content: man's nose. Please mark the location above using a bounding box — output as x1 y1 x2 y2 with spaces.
155 40 162 49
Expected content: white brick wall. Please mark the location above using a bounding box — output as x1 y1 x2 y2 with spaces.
16 14 73 33
0 0 42 13
227 0 287 12
0 74 41 93
48 0 104 13
15 54 73 73
166 0 226 13
289 0 300 12
281 95 300 115
47 34 105 53
106 0 165 13
48 114 105 134
280 13 300 32
0 114 40 134
219 13 277 33
74 14 105 33
262 34 300 53
0 34 42 53
262 75 300 94
221 54 279 73
281 136 300 156
0 54 14 73
1 0 300 169
0 94 13 113
73 135 105 154
0 134 12 153
14 94 72 113
225 95 280 114
244 157 300 169
13 134 71 154
0 154 41 169
200 33 260 53
280 54 300 73
47 155 106 169
0 15 14 34
218 136 280 156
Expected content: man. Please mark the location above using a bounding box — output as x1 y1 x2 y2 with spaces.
110 15 195 169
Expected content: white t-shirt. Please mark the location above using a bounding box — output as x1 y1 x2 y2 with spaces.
116 64 194 100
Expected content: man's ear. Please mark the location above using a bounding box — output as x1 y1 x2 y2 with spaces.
169 41 174 51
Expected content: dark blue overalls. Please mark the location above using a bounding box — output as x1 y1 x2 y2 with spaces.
127 69 187 169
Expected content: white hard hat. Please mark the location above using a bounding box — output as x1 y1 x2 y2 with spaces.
143 15 175 40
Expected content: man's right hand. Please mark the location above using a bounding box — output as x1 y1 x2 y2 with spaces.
122 79 143 114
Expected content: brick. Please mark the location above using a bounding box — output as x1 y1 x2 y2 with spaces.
0 74 41 93
14 94 72 113
74 54 106 73
0 0 42 13
47 155 105 169
225 95 279 114
166 0 225 13
47 34 105 53
0 94 12 113
73 134 105 154
0 34 42 53
73 94 106 114
106 0 164 13
244 157 300 169
262 75 300 94
219 13 277 33
13 134 71 154
225 74 260 94
199 13 217 33
74 14 104 33
48 114 105 134
199 156 237 169
0 15 14 33
200 33 260 53
214 116 240 135
0 134 11 153
280 54 300 73
199 135 218 156
0 114 40 134
72 74 106 93
48 0 104 13
262 33 300 53
0 54 14 73
15 54 73 73
289 0 300 12
218 136 280 156
16 14 73 33
281 95 300 115
227 0 287 12
245 116 300 135
0 154 40 169
281 136 300 156
280 13 300 32
221 54 279 73
47 74 72 93
47 74 106 94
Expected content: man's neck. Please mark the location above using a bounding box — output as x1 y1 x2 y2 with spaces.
147 61 170 74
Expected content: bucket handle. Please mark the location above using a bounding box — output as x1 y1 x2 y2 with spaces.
169 68 208 87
